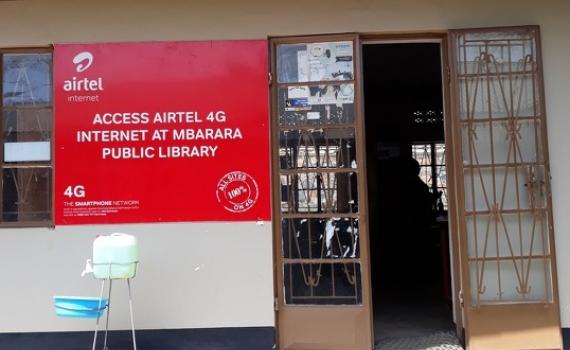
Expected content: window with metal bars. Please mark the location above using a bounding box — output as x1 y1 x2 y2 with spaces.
0 50 53 225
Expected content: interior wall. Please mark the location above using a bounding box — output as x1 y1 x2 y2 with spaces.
1 0 569 331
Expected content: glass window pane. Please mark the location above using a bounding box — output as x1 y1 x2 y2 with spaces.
279 129 356 170
282 217 360 259
456 31 539 121
2 167 51 222
463 165 548 213
3 53 52 106
278 85 355 127
4 141 51 162
280 172 357 214
277 41 354 83
469 258 551 304
3 108 52 143
284 262 362 305
466 212 550 260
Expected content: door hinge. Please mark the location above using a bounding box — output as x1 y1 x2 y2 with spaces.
446 65 451 83
269 72 273 86
459 289 464 308
274 297 279 311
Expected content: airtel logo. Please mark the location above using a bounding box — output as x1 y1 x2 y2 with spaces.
72 51 93 72
63 51 104 92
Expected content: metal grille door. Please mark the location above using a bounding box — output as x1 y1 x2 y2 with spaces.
271 35 372 350
449 26 562 349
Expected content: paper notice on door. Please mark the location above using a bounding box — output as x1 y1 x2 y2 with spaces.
288 86 310 99
306 111 321 120
297 50 309 82
307 41 353 81
308 84 354 105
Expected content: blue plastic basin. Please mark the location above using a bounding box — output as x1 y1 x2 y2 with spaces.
54 296 108 319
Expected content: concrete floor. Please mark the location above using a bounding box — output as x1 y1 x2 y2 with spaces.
376 331 463 350
373 289 463 350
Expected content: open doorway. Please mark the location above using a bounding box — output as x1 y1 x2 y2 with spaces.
363 41 458 347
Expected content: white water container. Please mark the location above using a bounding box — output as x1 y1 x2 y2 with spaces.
93 233 138 279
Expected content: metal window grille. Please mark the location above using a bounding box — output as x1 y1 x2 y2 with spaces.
0 50 53 225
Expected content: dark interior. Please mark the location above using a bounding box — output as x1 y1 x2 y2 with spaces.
362 42 454 343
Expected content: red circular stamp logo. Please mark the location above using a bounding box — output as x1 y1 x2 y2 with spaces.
216 171 259 213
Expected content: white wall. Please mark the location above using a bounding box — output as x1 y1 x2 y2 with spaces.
1 0 569 332
0 223 274 332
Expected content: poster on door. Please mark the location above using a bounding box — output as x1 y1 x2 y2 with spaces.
54 41 271 224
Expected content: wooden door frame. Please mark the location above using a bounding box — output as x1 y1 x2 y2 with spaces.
358 32 465 342
269 31 467 349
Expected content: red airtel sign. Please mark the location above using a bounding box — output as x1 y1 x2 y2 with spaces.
54 41 271 224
